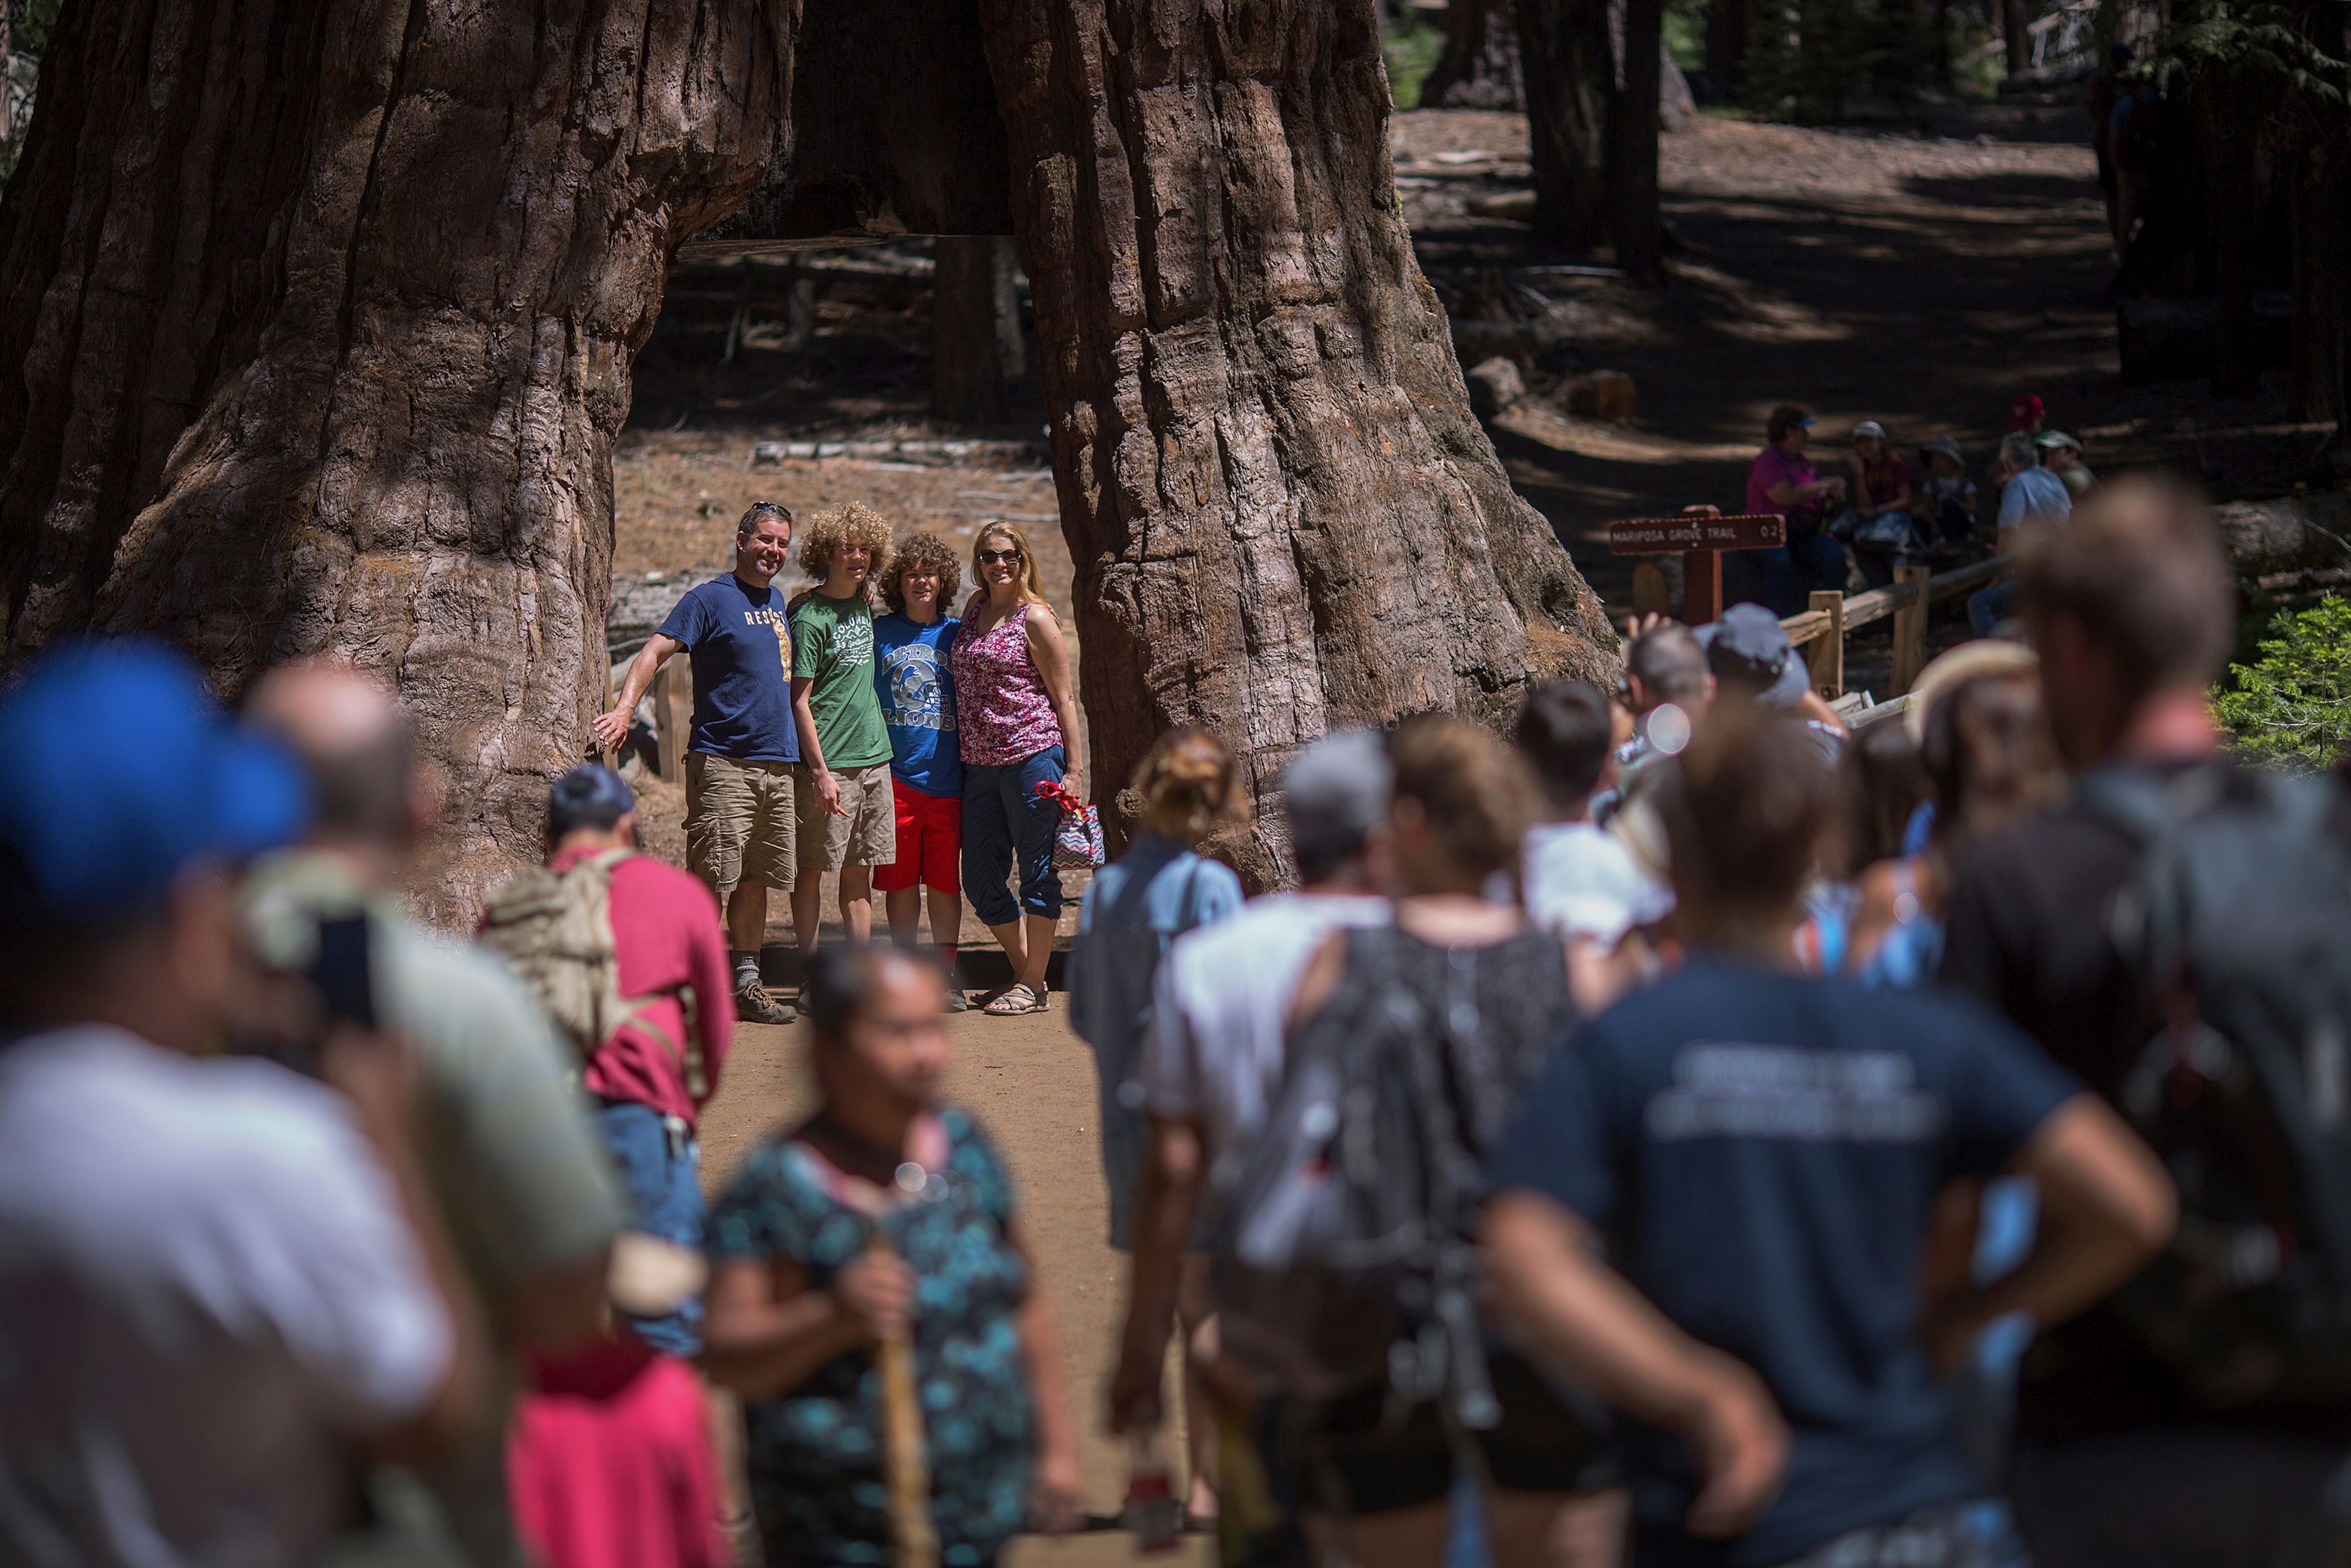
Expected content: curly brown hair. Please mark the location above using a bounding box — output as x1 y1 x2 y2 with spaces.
880 531 963 615
1129 727 1251 846
798 501 896 582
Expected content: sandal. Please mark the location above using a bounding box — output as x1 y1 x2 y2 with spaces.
982 983 1048 1016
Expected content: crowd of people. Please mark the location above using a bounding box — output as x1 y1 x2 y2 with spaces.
4 471 2349 1568
1738 394 2093 617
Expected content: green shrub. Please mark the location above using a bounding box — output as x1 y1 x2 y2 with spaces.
2216 595 2351 771
1382 13 1448 111
1740 0 1944 121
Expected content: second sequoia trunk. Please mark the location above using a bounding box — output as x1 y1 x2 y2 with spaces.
976 0 1617 885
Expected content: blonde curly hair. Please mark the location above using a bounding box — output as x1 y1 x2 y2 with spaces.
880 531 963 615
798 501 896 582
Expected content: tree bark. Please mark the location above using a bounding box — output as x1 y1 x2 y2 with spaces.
1703 0 1753 99
1607 0 1665 281
2208 69 2263 395
2286 1 2349 423
932 235 1027 425
974 0 1618 887
1422 0 1526 109
1520 0 1617 253
0 0 795 920
1999 0 2031 83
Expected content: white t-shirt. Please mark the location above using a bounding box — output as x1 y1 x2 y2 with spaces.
0 1026 451 1567
1523 820 1674 947
1138 892 1390 1171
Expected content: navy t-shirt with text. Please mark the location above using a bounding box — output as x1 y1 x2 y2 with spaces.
873 613 962 798
656 574 801 763
1487 958 2077 1568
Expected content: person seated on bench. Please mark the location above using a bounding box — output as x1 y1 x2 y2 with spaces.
1912 437 1978 547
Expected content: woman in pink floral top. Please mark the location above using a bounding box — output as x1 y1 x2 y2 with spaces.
953 522 1084 1016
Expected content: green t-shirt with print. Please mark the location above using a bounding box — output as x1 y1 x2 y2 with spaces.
790 591 894 770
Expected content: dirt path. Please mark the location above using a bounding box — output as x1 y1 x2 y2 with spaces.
1393 109 2114 606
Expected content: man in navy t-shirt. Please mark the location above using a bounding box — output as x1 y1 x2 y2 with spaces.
1482 709 2174 1568
594 501 802 1024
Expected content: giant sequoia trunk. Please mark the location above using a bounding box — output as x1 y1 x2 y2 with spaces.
1519 0 1617 253
0 0 793 917
975 0 1616 885
1422 0 1525 110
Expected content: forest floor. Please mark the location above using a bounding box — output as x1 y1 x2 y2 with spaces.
610 101 2319 1559
617 97 2324 689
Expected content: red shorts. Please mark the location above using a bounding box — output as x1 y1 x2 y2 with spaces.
873 778 961 895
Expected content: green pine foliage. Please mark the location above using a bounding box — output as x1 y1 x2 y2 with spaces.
1740 0 1943 122
2216 595 2351 771
1383 12 1449 111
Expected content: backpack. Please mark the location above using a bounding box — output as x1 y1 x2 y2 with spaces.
1207 928 1509 1433
480 849 705 1099
2080 762 2351 1411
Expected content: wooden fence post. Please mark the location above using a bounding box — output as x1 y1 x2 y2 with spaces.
656 655 691 781
1890 562 1932 696
1805 590 1845 699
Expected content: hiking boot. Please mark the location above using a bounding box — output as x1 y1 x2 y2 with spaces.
735 979 796 1026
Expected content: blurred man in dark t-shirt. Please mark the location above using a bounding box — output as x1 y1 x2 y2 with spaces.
1940 478 2351 1567
1486 709 2172 1568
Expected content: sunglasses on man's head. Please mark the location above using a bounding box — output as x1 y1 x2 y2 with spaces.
978 548 1022 565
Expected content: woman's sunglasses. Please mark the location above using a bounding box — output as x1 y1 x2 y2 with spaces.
978 548 1023 565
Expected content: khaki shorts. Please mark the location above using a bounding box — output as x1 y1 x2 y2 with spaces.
795 761 898 871
684 752 797 899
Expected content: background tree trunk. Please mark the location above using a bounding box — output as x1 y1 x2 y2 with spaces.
1607 0 1665 280
2208 69 2264 395
932 235 1027 425
2287 0 2348 422
1703 0 1753 99
0 0 793 919
975 0 1618 887
1999 0 2030 83
1520 0 1618 253
1422 0 1526 108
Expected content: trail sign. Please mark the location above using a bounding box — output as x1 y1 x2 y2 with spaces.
1607 512 1785 624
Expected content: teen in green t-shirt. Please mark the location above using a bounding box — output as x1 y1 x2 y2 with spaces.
790 505 900 955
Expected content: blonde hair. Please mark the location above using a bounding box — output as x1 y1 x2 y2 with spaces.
972 521 1049 609
1386 713 1541 882
799 502 896 582
880 531 962 614
1130 728 1247 846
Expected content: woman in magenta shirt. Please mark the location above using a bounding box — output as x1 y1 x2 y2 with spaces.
952 522 1085 1017
1742 404 1851 614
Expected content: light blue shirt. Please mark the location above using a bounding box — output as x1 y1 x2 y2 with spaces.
1998 463 2072 531
1068 832 1243 1247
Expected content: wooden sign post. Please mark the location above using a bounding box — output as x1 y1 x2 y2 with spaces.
1608 513 1785 625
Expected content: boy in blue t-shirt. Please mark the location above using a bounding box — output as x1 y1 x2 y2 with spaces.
1481 709 2175 1568
870 532 970 1009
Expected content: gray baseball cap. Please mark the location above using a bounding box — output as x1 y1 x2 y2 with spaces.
1282 729 1392 873
1698 602 1812 707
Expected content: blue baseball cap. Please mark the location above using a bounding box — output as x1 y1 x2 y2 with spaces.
0 641 309 920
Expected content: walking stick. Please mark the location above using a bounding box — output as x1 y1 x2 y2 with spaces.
869 1233 939 1568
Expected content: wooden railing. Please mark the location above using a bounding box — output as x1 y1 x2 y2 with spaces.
1780 555 2011 700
